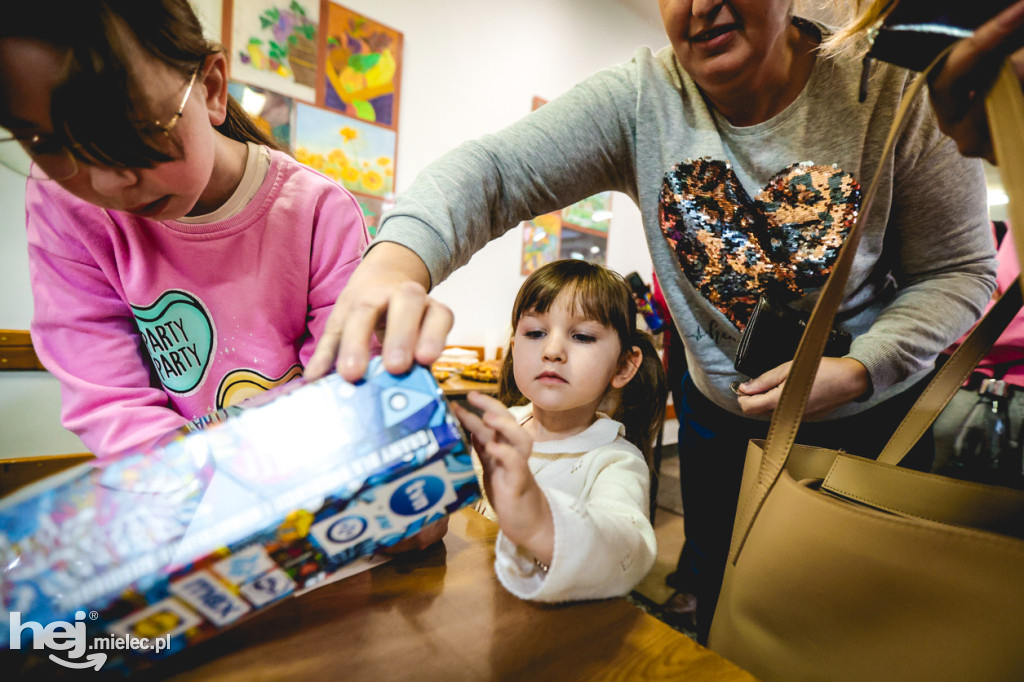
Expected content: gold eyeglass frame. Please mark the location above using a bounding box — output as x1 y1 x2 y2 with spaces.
0 65 201 180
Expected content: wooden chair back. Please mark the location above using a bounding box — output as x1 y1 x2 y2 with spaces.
0 452 95 497
0 329 44 371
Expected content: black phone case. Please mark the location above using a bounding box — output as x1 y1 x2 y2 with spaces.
869 0 1013 71
734 295 852 378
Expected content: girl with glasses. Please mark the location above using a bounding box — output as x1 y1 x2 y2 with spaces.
0 0 369 457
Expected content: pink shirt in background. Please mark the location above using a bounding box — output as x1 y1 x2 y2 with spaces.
950 223 1024 387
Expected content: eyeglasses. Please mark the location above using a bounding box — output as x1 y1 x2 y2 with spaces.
0 66 200 181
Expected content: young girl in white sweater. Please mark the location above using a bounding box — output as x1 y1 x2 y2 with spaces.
454 259 667 602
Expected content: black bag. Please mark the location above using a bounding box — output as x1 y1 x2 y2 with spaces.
733 294 851 378
869 0 1015 71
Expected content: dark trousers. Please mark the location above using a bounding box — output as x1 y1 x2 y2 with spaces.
672 371 935 644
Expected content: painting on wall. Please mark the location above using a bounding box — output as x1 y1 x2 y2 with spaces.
230 0 320 102
561 192 612 233
526 95 610 269
323 3 403 130
521 212 561 275
560 224 607 265
228 81 294 151
189 0 224 41
294 102 395 197
355 193 392 239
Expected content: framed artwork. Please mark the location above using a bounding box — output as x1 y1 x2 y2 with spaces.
525 96 611 268
190 0 224 41
294 102 395 197
559 224 607 265
322 3 403 130
521 212 561 275
561 192 612 233
354 193 391 239
558 193 610 264
230 0 320 102
227 81 294 151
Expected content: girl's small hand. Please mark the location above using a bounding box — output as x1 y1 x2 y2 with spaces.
735 357 870 419
452 392 554 564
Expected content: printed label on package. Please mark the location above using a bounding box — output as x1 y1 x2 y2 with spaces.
239 567 296 607
0 360 476 673
213 545 279 586
108 598 203 640
309 511 377 557
377 459 458 517
170 570 251 626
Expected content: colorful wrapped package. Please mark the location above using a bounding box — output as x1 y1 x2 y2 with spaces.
0 360 478 673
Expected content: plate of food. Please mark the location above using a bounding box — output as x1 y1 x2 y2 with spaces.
459 359 501 383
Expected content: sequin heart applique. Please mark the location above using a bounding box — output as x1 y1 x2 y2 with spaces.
659 158 861 330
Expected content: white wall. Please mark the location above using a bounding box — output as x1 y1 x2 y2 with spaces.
339 0 664 356
0 1 666 456
0 164 86 457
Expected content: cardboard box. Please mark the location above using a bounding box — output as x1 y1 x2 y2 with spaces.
0 360 478 673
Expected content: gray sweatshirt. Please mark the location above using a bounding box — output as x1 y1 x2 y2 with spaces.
376 31 996 419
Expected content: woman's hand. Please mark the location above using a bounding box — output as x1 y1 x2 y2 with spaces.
927 0 1024 163
452 392 554 565
735 357 870 419
305 242 454 383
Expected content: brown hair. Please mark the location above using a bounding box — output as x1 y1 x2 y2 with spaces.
498 259 667 467
1 0 282 170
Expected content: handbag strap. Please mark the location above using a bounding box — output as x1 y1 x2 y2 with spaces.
728 56 1024 563
877 276 1021 464
990 59 1024 284
821 454 1024 539
877 61 1024 463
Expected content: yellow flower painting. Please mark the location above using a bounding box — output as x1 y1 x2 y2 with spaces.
295 102 395 198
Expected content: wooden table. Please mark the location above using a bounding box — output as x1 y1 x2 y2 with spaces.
143 509 755 681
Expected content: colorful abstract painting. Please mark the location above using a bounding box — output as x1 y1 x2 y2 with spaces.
561 192 613 233
231 0 319 102
228 81 294 151
294 102 395 197
323 4 403 129
522 212 562 275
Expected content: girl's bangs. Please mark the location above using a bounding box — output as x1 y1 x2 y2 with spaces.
515 262 630 331
46 5 198 171
53 67 183 170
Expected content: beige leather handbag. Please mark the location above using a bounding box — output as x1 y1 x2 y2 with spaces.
707 60 1024 682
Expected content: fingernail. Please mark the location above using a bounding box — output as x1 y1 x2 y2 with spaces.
341 355 359 374
387 348 409 367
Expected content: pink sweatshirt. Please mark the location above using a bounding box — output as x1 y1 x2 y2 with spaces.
26 149 368 457
975 227 1024 386
947 224 1024 387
